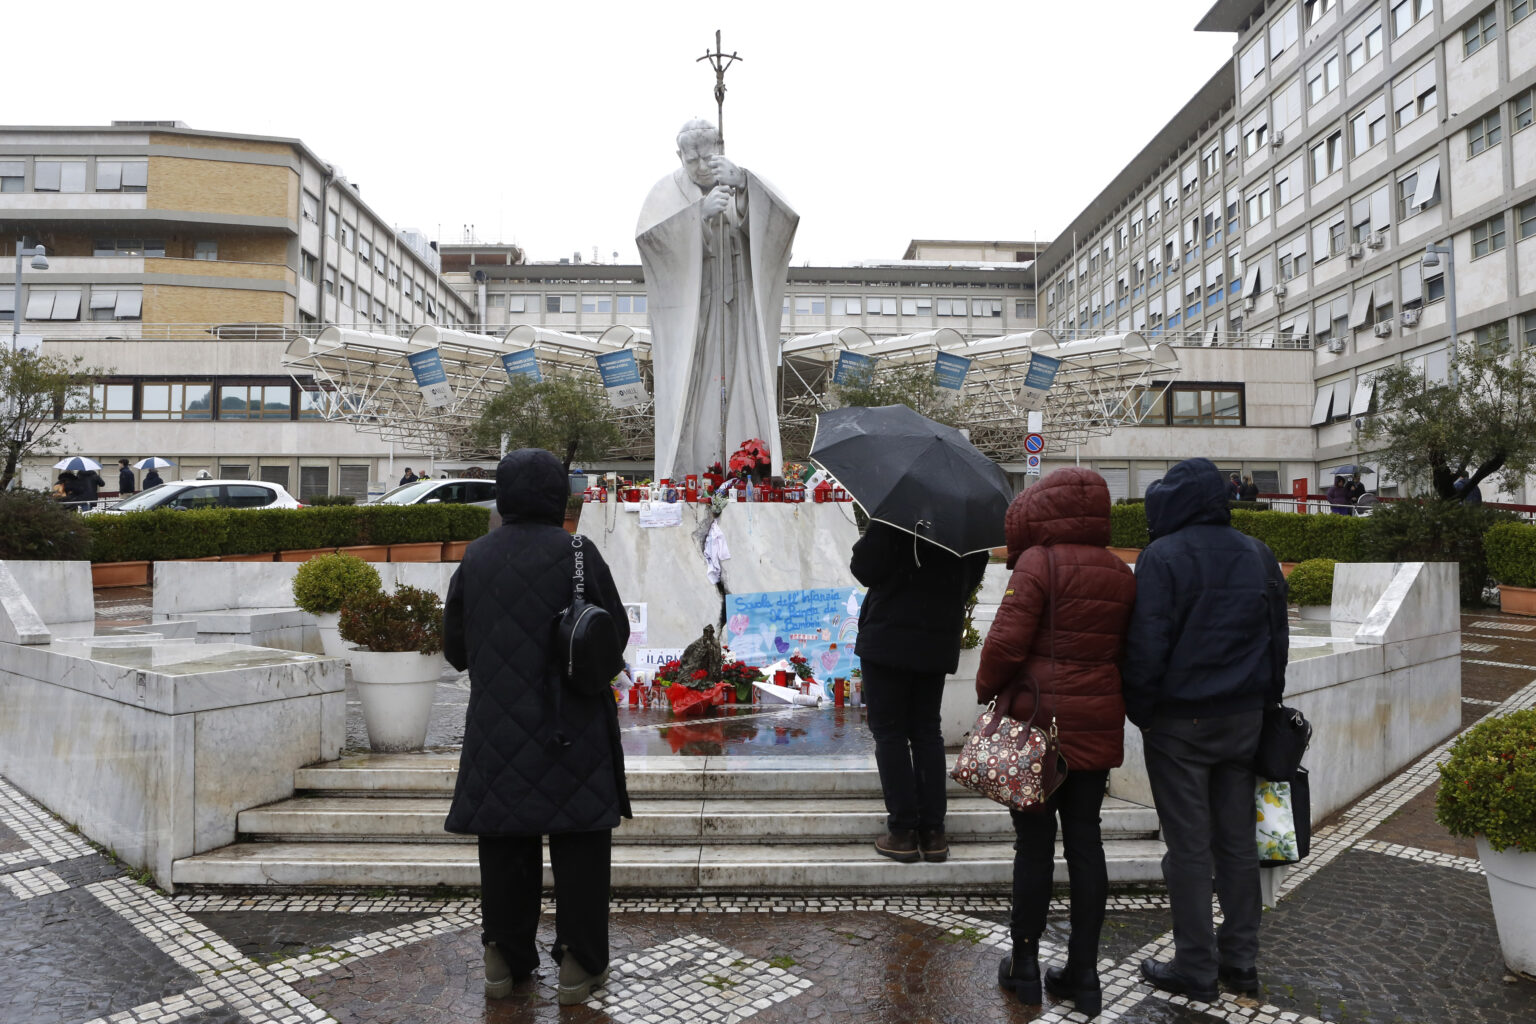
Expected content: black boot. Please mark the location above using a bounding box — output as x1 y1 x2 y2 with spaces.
997 941 1041 1005
874 829 920 863
1045 962 1102 1018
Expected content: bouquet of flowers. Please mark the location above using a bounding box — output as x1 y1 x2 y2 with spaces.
719 659 765 703
653 659 683 687
728 438 771 477
789 653 815 682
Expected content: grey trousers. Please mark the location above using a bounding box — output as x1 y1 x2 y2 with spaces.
1142 710 1263 984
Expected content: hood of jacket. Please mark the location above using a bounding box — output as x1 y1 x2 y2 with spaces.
495 448 567 525
1145 457 1231 541
1004 467 1112 568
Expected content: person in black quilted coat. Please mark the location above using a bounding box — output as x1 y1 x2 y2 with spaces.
443 448 630 1003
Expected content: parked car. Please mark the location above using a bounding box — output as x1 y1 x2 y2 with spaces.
92 480 303 514
369 477 497 511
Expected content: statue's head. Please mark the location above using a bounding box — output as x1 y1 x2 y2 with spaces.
702 624 715 638
676 119 721 189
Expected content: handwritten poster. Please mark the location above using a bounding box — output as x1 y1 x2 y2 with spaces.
637 503 683 528
724 587 865 694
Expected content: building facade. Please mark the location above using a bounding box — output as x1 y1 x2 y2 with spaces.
1 122 472 498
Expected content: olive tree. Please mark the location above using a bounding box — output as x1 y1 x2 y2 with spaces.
1 347 110 490
471 374 621 472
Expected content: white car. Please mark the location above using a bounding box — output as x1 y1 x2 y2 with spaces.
93 479 303 514
369 477 498 511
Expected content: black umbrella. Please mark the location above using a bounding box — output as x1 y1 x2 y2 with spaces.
810 404 1011 556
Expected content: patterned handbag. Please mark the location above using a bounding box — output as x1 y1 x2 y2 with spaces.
949 548 1068 812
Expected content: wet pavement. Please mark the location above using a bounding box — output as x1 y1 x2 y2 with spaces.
2 600 1534 1022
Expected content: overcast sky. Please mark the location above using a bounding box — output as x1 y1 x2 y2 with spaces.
15 1 1236 266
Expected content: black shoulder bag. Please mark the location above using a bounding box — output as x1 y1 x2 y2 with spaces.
552 534 625 696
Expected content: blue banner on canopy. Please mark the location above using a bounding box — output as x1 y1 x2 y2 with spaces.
501 350 542 382
595 350 648 408
407 348 453 408
832 351 874 386
933 352 972 390
1024 353 1060 391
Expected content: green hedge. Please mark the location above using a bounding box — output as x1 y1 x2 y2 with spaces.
85 504 489 562
1105 504 1363 562
1484 521 1536 589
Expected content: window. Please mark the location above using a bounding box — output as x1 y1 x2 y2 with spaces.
1346 10 1383 74
219 384 293 420
1202 144 1220 179
33 160 86 193
92 238 163 257
1520 197 1536 239
356 293 369 319
1351 95 1388 155
973 298 1003 317
1270 4 1299 57
1272 79 1303 135
301 251 318 282
1351 188 1390 243
1240 38 1266 83
95 159 148 193
581 294 614 314
86 288 142 320
1306 0 1335 26
69 383 135 421
1394 61 1438 128
1516 0 1533 23
24 289 82 320
1015 298 1037 318
1474 322 1511 354
1168 385 1245 426
1279 234 1310 281
545 294 574 313
1246 188 1273 227
936 298 967 317
326 209 338 238
339 222 353 250
615 295 647 314
829 297 862 315
1514 88 1535 133
1393 0 1434 36
0 161 21 192
1311 130 1343 180
1243 114 1270 155
1472 214 1506 257
193 240 217 261
1464 6 1498 57
140 383 213 420
1224 125 1239 164
1308 51 1340 105
1397 171 1420 219
338 278 352 305
1524 313 1536 351
1402 156 1441 213
301 191 320 223
1468 110 1502 156
357 235 372 262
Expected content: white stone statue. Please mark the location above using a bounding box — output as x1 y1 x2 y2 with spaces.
636 119 798 480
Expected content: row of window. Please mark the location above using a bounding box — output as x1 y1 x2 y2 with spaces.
0 157 148 194
1130 384 1246 427
68 381 332 421
1 287 143 321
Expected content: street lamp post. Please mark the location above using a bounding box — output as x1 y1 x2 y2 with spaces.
1422 243 1457 349
12 236 50 349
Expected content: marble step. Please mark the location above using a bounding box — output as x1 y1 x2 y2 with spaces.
172 838 1168 892
237 794 1161 844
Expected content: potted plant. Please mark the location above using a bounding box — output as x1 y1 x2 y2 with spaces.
1286 558 1335 620
1435 709 1536 976
292 553 383 658
1485 522 1536 617
339 584 446 752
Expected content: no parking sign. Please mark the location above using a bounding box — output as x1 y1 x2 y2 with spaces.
1025 453 1042 476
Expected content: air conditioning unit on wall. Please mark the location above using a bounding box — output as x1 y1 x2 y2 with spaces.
1401 308 1421 327
1366 231 1386 249
1347 243 1365 260
1373 321 1393 337
1271 130 1285 147
1326 338 1347 354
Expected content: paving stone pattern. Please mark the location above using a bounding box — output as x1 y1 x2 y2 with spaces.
2 607 1531 1022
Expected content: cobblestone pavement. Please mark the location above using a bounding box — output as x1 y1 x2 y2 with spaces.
3 608 1533 1023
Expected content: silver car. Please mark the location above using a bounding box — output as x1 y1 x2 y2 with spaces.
370 478 498 513
93 479 303 514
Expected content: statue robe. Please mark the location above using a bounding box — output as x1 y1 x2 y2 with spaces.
636 167 797 480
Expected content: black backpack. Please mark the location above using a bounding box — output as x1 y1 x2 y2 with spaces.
552 534 625 696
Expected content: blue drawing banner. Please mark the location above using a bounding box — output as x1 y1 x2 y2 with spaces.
724 587 865 688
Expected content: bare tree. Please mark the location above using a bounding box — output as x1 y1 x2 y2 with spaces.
1 348 109 490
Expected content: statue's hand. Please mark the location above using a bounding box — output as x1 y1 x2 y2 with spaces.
701 185 733 220
708 155 745 189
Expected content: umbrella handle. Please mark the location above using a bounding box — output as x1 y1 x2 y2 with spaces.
912 519 932 568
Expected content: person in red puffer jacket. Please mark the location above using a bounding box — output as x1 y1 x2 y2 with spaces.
976 467 1136 1018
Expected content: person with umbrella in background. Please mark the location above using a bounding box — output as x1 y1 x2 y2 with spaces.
811 405 1008 865
135 456 174 489
54 457 105 510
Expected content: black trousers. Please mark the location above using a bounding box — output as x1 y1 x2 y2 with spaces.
861 660 947 832
1142 710 1264 985
477 829 612 977
1010 769 1109 966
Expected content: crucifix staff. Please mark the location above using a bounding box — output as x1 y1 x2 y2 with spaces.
698 30 742 473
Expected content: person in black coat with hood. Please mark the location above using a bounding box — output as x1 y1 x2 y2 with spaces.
1122 457 1288 1004
443 448 630 1005
851 521 988 865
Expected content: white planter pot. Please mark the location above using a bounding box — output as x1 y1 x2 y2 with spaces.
313 611 346 658
1297 604 1331 621
348 648 444 753
940 646 986 747
1477 836 1536 977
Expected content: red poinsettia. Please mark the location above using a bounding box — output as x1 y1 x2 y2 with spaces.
728 438 771 474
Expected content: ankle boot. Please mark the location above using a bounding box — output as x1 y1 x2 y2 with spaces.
874 828 920 863
1045 962 1102 1018
997 941 1041 1004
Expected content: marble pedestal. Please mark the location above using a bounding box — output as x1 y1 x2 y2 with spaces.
578 501 862 656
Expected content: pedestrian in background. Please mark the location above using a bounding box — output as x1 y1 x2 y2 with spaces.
1453 470 1483 506
1239 475 1259 502
117 458 136 496
77 466 105 510
1325 475 1351 514
978 468 1136 1017
400 467 418 486
143 465 165 488
852 521 989 865
443 448 630 1005
1122 458 1289 1004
